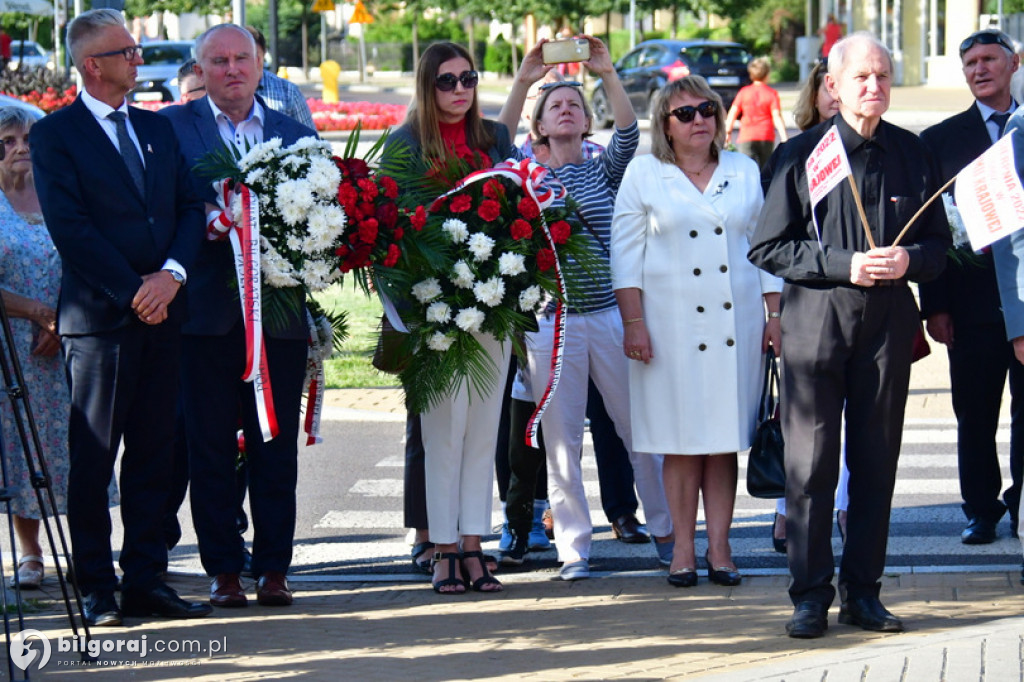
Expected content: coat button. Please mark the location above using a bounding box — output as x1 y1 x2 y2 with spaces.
698 343 707 351
693 268 701 276
719 265 728 273
697 306 704 313
723 302 732 310
148 217 155 225
726 339 735 347
715 227 723 235
690 230 698 238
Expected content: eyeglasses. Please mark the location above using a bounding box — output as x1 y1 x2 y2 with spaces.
89 45 143 61
435 70 479 92
187 85 206 95
668 100 718 123
539 81 582 92
959 30 1015 57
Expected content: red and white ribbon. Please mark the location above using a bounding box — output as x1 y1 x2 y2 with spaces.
447 158 568 448
224 183 279 442
303 308 327 446
207 180 235 240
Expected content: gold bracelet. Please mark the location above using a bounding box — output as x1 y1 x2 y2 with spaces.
624 317 644 325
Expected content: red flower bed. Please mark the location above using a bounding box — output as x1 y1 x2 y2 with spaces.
3 85 78 113
308 100 406 132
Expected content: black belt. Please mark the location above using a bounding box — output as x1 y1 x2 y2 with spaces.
873 278 907 288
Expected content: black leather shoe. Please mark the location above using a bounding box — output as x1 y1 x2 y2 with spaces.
771 513 787 554
705 552 741 586
667 569 697 588
121 582 213 619
611 514 650 544
786 601 828 639
961 518 997 544
83 590 122 627
838 596 904 632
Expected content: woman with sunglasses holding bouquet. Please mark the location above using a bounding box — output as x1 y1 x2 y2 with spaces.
611 76 782 588
497 36 672 582
383 42 514 595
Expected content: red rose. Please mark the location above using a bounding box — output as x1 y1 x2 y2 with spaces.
384 243 401 267
477 199 501 222
510 218 533 240
518 197 540 220
483 179 505 199
358 219 379 244
380 175 399 199
376 201 398 229
411 205 427 230
429 196 447 213
357 178 379 201
549 220 571 244
537 248 556 271
449 194 473 213
338 157 371 179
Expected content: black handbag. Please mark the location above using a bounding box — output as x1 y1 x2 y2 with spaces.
746 349 786 499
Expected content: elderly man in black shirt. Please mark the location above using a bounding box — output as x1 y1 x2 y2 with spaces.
748 32 951 639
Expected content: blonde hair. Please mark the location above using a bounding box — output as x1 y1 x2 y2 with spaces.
748 57 770 82
649 76 726 165
530 82 593 147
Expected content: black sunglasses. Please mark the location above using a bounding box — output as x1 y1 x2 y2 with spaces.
668 100 718 123
435 70 479 92
90 45 143 61
960 30 1015 57
539 81 583 92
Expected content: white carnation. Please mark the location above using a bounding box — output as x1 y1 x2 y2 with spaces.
519 285 542 312
285 233 304 252
411 278 442 303
308 155 342 198
260 239 301 288
427 331 455 352
426 301 452 324
299 258 339 291
451 260 474 289
305 204 345 252
455 307 485 333
467 233 495 262
473 277 506 307
276 179 314 226
498 252 526 276
442 218 469 243
245 167 266 186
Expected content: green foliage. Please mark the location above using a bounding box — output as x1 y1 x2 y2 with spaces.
483 34 514 74
773 58 798 82
0 16 56 50
732 0 803 55
248 0 319 68
363 9 466 43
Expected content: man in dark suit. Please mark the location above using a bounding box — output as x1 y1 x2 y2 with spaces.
919 28 1022 545
162 23 316 608
30 9 210 626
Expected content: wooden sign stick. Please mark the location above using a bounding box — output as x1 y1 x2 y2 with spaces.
846 175 877 250
890 174 958 247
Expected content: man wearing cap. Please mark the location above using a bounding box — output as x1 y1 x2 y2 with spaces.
920 28 1022 547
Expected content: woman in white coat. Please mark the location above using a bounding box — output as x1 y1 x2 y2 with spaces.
612 76 782 587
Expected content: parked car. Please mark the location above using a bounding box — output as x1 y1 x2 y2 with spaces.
590 39 752 128
131 40 194 103
0 94 45 119
7 40 53 70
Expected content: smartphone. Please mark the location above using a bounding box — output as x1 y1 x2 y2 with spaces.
542 38 590 65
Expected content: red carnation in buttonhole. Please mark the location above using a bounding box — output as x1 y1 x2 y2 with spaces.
517 197 540 220
536 248 555 271
477 199 501 222
510 219 533 240
449 194 473 213
549 220 571 244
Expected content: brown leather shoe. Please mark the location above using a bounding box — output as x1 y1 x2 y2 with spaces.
210 573 247 607
256 571 293 606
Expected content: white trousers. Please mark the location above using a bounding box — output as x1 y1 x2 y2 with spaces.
527 308 671 562
423 334 511 544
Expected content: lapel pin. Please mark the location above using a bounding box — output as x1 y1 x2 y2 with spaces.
146 143 154 153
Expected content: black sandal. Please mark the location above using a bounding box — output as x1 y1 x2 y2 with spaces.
411 541 435 574
431 552 466 595
461 550 503 593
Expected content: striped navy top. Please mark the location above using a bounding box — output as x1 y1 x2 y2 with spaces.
515 121 640 314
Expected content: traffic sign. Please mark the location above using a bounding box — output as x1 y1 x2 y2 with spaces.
349 0 374 24
312 0 335 12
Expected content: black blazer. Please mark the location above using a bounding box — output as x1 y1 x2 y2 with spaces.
161 96 317 339
30 96 204 336
919 103 1003 326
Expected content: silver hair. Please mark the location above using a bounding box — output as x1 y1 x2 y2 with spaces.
195 23 255 64
67 8 126 69
828 31 894 78
0 106 37 134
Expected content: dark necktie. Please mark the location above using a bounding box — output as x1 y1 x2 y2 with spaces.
107 111 145 195
991 111 1011 137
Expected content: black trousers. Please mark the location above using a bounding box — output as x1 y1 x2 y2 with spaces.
64 322 180 595
781 284 917 606
947 322 1024 525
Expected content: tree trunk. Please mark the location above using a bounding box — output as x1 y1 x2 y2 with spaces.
467 19 475 65
510 23 519 74
412 21 419 76
301 7 309 77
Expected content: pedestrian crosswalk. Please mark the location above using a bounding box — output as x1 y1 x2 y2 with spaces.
297 417 1023 579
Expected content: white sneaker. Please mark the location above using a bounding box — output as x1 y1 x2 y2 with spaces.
558 559 589 581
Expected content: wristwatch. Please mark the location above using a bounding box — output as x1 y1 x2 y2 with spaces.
164 269 185 286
